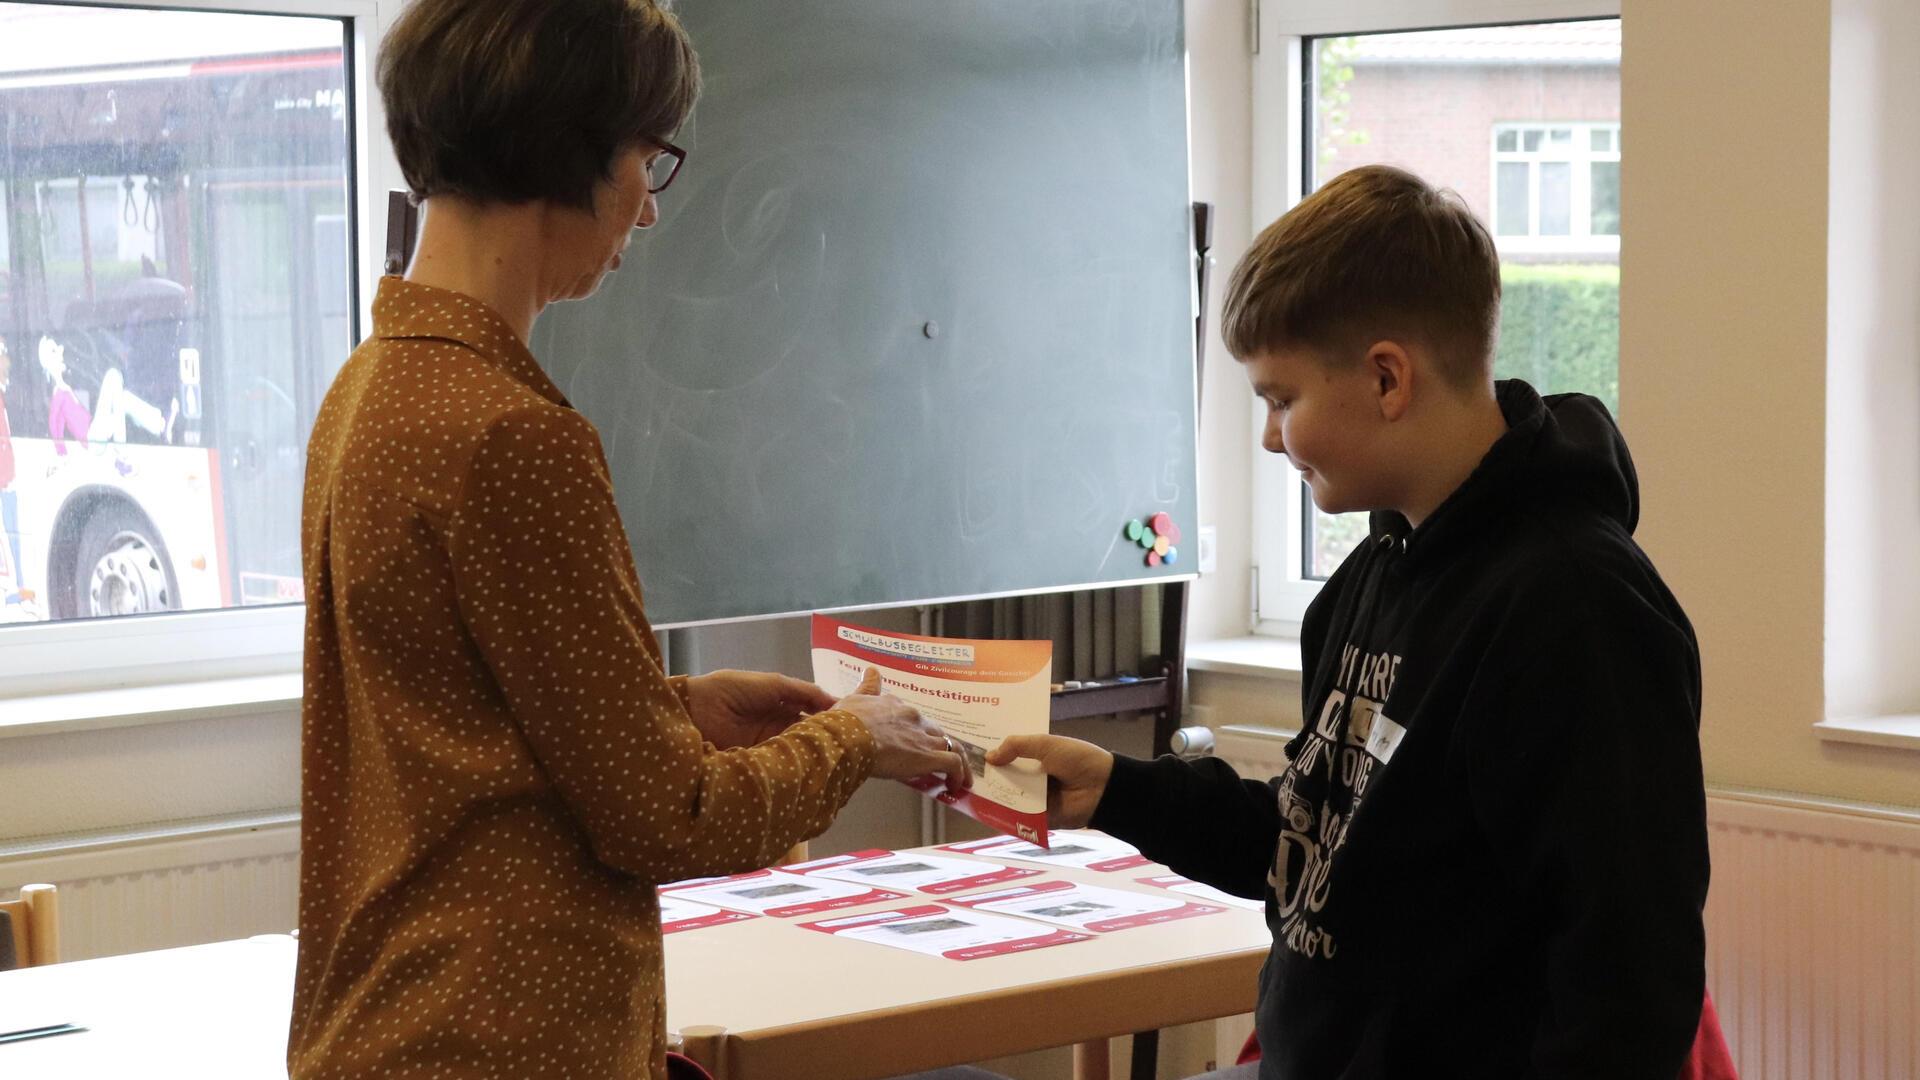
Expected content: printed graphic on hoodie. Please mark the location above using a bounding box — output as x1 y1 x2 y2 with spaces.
1270 641 1404 959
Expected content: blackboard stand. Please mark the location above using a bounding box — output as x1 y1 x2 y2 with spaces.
384 190 418 276
1050 203 1212 1080
1045 579 1189 760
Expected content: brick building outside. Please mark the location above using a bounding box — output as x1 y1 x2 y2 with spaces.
1316 21 1622 266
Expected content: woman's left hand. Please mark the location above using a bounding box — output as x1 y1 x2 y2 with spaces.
683 669 840 749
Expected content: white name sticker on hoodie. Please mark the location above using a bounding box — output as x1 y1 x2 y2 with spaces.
1364 712 1407 764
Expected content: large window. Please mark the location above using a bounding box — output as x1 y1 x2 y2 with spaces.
1254 9 1622 618
0 2 355 628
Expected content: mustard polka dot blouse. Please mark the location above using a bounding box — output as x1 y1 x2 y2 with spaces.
289 277 874 1079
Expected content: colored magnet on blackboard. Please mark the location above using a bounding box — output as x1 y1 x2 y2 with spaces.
1167 522 1182 545
1153 535 1170 556
1138 530 1155 550
1147 551 1163 567
1125 519 1145 542
1151 512 1173 537
1163 547 1178 566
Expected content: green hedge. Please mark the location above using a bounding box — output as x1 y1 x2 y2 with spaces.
1308 263 1619 576
1494 263 1619 416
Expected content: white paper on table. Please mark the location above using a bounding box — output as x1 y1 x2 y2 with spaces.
662 869 906 918
1135 874 1267 911
940 829 1154 872
948 879 1223 933
798 903 1092 961
785 848 1042 896
811 615 1051 844
657 891 758 934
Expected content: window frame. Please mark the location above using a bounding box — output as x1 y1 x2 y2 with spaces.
1248 0 1620 635
0 0 403 701
1490 121 1621 254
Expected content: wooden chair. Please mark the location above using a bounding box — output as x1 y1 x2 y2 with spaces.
0 884 60 970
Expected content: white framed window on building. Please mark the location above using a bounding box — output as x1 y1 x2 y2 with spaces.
1491 122 1621 253
1249 1 1622 631
0 0 401 703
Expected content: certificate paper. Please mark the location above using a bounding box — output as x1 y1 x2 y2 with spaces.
950 879 1223 933
811 615 1052 845
940 830 1154 873
786 848 1041 896
1135 874 1267 911
658 892 757 934
662 869 906 918
798 903 1093 961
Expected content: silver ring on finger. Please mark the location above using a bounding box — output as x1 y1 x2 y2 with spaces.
943 733 956 756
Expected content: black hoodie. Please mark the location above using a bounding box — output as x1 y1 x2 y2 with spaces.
1092 381 1709 1079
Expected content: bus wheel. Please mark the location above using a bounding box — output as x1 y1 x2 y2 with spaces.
74 503 180 618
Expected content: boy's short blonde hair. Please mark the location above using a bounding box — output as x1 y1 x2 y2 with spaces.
1222 165 1501 388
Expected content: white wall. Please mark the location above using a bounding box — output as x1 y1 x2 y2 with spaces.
1825 0 1920 725
1624 0 1919 806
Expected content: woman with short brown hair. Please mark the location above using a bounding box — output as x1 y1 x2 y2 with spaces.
290 3 967 1076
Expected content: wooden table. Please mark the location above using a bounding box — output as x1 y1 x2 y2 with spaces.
664 848 1268 1079
0 845 1268 1079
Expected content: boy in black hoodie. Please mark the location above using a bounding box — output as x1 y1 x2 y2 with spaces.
989 165 1709 1079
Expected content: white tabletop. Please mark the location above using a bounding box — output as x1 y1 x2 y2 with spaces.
0 934 297 1079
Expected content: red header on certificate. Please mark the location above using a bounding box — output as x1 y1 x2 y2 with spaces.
940 830 1153 873
657 892 757 934
798 903 1093 961
661 869 907 918
811 615 1053 846
785 848 1042 895
947 878 1224 933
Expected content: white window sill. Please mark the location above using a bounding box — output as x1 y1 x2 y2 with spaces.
1187 635 1305 680
1814 715 1920 753
0 671 302 741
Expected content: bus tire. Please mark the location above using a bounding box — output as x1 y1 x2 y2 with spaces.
70 500 181 619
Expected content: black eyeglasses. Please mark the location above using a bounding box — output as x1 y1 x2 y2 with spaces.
648 140 687 194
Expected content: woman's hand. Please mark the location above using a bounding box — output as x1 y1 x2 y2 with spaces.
834 669 972 795
987 735 1114 829
683 669 838 749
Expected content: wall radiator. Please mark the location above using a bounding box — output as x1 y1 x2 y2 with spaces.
0 811 298 962
1215 725 1920 1080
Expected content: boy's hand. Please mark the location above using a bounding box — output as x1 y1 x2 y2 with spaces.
988 735 1114 829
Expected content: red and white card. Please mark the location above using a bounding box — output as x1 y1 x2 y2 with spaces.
947 879 1223 933
658 892 757 934
798 903 1093 961
785 848 1041 896
940 830 1154 873
1135 874 1266 911
812 615 1053 846
661 868 906 918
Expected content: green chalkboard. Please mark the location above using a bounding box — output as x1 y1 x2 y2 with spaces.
531 0 1198 627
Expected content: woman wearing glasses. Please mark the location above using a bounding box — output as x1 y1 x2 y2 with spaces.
289 2 969 1077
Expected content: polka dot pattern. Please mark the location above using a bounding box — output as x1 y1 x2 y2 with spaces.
288 277 875 1079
